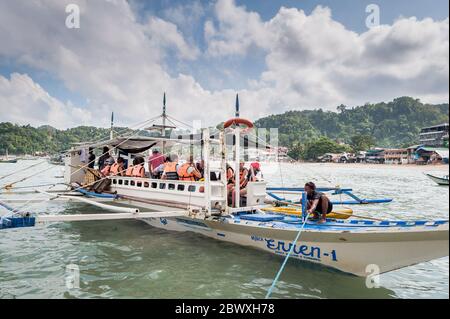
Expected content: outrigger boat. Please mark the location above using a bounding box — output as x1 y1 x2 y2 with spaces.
0 96 448 278
425 173 449 186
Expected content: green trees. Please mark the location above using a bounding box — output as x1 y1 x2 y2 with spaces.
350 135 375 152
0 123 119 155
255 96 448 160
0 96 448 158
301 137 352 160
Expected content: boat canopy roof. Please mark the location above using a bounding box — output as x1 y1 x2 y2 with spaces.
72 131 271 154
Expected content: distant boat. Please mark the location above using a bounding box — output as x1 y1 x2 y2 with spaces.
0 159 18 163
426 173 449 186
0 149 18 163
48 154 65 166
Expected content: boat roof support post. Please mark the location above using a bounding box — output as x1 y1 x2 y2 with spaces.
234 126 240 208
220 131 228 210
203 128 212 214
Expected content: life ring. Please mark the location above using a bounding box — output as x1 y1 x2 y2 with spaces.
223 118 254 130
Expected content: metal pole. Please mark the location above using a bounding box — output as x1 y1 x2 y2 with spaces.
110 112 114 140
203 128 211 213
162 93 167 154
235 126 240 208
220 131 228 209
301 192 307 221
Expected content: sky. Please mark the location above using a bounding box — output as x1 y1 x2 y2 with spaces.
0 0 448 129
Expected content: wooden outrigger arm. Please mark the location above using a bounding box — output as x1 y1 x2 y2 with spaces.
37 211 188 223
35 189 140 214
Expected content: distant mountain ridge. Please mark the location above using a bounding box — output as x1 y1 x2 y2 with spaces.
0 96 448 156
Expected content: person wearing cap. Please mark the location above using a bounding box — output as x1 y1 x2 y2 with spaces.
149 149 164 178
248 162 262 181
230 162 260 207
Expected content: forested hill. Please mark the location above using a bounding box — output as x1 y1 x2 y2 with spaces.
0 124 121 155
255 96 449 151
1 96 448 157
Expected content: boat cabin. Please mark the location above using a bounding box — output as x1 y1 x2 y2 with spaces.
65 129 268 214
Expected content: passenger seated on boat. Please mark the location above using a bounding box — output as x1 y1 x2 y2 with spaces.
302 182 333 224
110 157 125 176
230 162 249 207
195 160 205 178
98 146 111 171
149 149 164 178
125 159 135 177
226 164 235 192
152 156 169 179
162 154 179 180
230 162 262 207
179 156 202 181
131 156 146 178
100 157 115 176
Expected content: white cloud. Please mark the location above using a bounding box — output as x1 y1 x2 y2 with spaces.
144 16 200 60
0 0 447 130
0 73 92 128
206 0 449 108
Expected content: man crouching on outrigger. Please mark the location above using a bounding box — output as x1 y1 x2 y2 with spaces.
303 182 333 224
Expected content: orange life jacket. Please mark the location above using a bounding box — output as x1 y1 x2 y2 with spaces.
163 162 179 180
132 164 145 178
101 165 111 176
110 163 122 176
125 165 134 176
178 163 196 181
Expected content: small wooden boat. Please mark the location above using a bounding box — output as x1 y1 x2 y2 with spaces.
0 149 18 163
0 159 18 164
425 173 449 186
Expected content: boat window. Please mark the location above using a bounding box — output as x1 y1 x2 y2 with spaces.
137 181 142 187
118 179 123 185
168 184 175 190
151 182 157 189
188 185 196 192
130 181 135 186
124 180 129 186
144 182 149 188
112 179 117 184
199 186 205 193
177 184 185 191
159 183 166 190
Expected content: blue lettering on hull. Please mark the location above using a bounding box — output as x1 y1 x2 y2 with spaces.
252 236 337 262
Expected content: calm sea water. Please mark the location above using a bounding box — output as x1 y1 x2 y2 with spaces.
0 160 448 299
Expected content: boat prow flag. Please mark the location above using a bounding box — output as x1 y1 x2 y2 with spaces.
235 93 240 117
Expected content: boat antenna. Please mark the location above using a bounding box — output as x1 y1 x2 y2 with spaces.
235 93 240 118
110 111 114 140
162 92 167 137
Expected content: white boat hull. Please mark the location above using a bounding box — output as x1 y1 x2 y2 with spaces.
140 215 449 277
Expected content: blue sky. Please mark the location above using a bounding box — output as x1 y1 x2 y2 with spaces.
0 0 448 128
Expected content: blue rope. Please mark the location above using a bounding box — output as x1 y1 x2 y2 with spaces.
265 213 310 299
